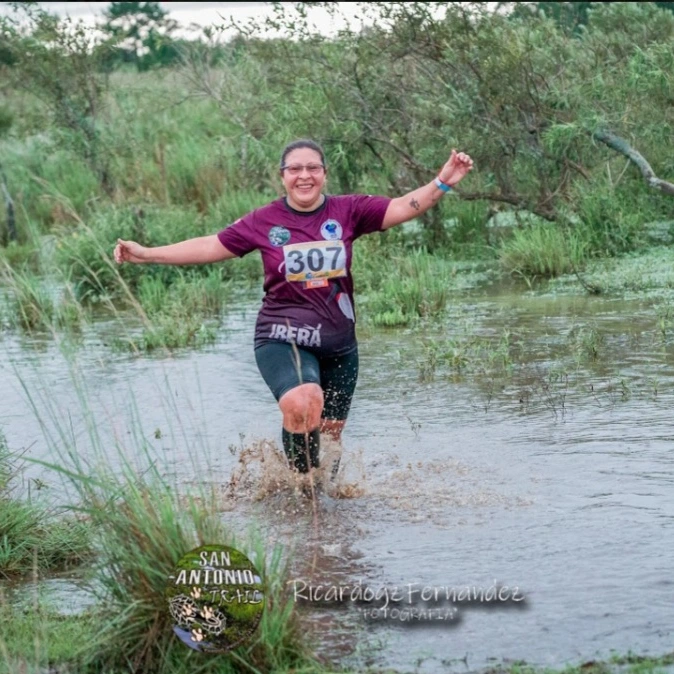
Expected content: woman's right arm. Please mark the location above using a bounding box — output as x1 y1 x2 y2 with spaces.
114 234 236 265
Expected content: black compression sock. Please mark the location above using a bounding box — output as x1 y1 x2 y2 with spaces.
282 428 320 473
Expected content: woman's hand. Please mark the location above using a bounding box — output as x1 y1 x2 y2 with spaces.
114 239 149 264
438 150 474 187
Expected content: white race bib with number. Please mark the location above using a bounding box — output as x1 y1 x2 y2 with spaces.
283 240 347 282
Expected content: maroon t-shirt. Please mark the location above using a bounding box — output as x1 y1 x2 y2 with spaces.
217 194 391 356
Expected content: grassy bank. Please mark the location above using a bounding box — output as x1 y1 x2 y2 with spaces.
2 597 672 674
0 431 92 579
484 654 674 674
548 246 674 299
0 414 323 674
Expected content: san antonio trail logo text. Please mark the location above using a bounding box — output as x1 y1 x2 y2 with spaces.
165 544 265 653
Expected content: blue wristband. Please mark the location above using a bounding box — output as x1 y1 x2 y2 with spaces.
434 177 452 193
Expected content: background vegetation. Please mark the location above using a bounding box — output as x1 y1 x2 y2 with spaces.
0 1 672 339
1 4 674 672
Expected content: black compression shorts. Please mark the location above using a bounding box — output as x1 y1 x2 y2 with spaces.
254 342 359 421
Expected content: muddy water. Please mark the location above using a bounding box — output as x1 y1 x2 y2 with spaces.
2 287 674 673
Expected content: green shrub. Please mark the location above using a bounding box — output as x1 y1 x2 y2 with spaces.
572 179 664 257
357 249 453 326
499 223 587 279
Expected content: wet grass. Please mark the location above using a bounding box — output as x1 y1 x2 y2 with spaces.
114 311 219 352
0 431 92 579
14 428 320 673
570 324 605 363
0 236 241 351
411 307 668 418
357 250 452 327
548 246 674 298
0 607 98 674
0 267 85 333
0 241 40 270
0 457 326 672
413 325 596 382
417 329 515 383
355 245 497 328
112 268 231 351
484 652 674 674
499 222 588 281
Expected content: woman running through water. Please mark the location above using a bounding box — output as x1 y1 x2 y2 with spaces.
114 139 473 479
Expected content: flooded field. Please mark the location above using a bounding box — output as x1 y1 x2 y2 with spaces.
2 282 674 673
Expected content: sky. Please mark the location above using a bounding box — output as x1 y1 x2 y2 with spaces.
0 2 377 39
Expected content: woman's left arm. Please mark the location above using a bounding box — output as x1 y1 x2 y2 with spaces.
381 150 474 231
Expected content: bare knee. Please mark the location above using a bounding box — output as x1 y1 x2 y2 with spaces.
279 384 324 433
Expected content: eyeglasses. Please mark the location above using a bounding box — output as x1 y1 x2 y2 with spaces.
280 163 325 176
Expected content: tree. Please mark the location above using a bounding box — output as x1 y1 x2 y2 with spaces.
203 1 673 248
510 1 674 32
101 2 179 71
0 5 115 196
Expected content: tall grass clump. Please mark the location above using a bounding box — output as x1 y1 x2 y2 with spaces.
0 264 84 332
55 202 264 305
446 200 494 257
499 223 587 280
0 241 40 270
36 451 317 673
111 267 232 352
121 311 218 352
0 608 98 674
0 430 92 578
356 248 453 327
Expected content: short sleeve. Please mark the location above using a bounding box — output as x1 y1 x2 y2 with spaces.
351 195 392 239
216 212 257 257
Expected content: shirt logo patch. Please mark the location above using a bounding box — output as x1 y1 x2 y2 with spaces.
268 226 291 247
320 220 343 241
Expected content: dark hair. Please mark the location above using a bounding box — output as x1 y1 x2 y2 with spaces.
280 139 326 169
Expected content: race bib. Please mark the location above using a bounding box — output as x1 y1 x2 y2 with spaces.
283 240 347 283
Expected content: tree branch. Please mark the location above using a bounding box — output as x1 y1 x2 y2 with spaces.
455 189 557 221
591 129 674 197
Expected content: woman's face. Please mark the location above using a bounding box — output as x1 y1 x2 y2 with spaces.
280 147 327 211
